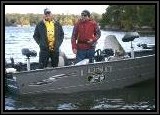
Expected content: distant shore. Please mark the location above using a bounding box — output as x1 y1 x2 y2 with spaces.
101 26 155 37
5 25 155 37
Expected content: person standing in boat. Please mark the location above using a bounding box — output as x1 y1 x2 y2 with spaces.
33 8 64 68
71 10 101 63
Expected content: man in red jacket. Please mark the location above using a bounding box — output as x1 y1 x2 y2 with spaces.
71 10 101 63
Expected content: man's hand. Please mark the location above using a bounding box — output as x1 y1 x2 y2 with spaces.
73 49 77 54
87 39 93 44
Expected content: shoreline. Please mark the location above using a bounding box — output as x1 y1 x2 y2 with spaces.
101 28 155 37
5 25 155 37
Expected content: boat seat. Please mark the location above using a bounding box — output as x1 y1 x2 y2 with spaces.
122 32 140 42
21 48 37 58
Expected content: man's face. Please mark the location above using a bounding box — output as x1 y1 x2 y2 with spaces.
44 12 52 21
81 13 89 21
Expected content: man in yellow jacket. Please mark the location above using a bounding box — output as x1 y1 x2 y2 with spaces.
33 8 64 68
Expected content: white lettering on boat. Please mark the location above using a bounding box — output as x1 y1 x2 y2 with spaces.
87 66 112 73
86 66 112 83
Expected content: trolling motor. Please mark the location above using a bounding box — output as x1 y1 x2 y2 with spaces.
122 32 140 59
22 48 37 71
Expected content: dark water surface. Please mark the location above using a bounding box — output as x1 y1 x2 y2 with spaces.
5 78 156 111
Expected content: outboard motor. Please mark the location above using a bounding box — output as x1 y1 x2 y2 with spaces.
21 48 37 71
122 32 140 58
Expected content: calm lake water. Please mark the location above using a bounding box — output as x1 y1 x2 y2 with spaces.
4 26 156 111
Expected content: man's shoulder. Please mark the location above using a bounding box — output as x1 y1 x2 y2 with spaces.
36 20 44 26
89 19 97 24
54 20 62 26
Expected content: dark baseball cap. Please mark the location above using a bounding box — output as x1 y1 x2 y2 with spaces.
44 8 51 14
81 10 90 17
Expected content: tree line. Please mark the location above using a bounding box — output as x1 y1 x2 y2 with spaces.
5 13 80 26
99 5 155 31
5 5 155 32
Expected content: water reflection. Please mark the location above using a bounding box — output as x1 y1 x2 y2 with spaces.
5 79 155 110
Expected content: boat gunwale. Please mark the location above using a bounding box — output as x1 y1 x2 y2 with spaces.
10 54 155 75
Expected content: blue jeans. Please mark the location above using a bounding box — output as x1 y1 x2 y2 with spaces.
76 49 95 63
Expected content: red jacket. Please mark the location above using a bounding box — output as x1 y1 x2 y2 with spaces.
71 19 101 50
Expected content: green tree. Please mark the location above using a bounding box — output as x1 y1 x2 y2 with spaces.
100 5 155 31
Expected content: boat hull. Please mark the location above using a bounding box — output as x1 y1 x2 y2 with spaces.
6 55 155 95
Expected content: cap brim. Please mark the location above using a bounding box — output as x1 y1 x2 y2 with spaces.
44 11 51 14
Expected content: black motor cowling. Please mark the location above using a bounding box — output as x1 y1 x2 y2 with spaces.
94 49 104 62
94 49 114 62
22 48 37 58
101 48 114 57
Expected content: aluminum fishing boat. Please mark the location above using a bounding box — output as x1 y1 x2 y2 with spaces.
5 32 155 95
